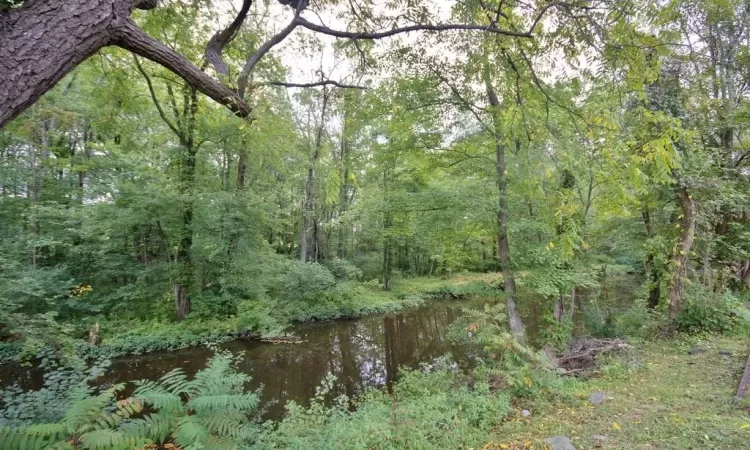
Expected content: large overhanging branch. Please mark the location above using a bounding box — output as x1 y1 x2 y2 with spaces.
0 0 566 128
234 6 544 96
113 20 252 119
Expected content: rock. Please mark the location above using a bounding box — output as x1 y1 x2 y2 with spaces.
544 436 577 450
589 391 607 405
521 409 531 418
688 347 706 355
590 435 608 446
719 350 733 356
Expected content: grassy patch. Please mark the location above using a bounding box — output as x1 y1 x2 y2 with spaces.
487 335 750 449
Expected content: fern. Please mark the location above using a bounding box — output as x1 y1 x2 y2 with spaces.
0 352 260 449
447 303 545 367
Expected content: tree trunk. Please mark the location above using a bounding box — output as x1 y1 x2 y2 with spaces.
383 213 393 291
484 64 526 345
236 149 247 190
0 0 125 126
300 88 329 263
642 207 662 309
740 261 750 290
667 186 696 320
0 0 249 129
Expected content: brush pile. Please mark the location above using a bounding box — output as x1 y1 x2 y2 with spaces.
554 338 631 374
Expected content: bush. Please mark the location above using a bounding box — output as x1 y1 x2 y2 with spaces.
85 319 237 358
190 292 238 319
255 361 513 449
350 253 382 281
325 258 363 281
583 305 660 339
237 299 285 334
268 260 336 305
675 286 749 334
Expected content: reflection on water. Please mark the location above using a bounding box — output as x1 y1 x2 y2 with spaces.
0 277 640 421
106 299 481 420
0 298 483 421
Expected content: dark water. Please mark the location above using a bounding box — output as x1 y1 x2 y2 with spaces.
0 276 640 421
1 298 485 421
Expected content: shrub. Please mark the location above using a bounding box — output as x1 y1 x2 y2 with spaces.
268 260 336 305
675 286 749 334
237 300 285 334
325 258 363 281
255 361 513 449
0 348 110 428
583 304 660 339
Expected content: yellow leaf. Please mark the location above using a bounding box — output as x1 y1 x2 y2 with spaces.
740 423 750 430
613 422 621 431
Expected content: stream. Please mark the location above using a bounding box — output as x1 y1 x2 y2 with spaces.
2 297 487 421
0 276 638 421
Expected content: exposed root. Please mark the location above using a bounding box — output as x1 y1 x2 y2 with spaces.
554 338 631 374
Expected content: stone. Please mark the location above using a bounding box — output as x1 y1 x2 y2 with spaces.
544 436 577 450
718 350 733 356
688 347 706 355
521 409 531 418
590 435 609 445
589 391 607 405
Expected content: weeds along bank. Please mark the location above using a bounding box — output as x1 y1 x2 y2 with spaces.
1 304 748 450
0 303 573 450
0 272 502 363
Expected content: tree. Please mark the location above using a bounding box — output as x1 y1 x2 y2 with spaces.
0 0 558 128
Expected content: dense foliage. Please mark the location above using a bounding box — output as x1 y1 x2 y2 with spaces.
2 0 750 447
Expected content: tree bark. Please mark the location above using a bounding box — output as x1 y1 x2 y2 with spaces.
383 213 393 291
172 88 198 321
0 0 249 128
667 186 696 320
483 63 526 345
735 351 750 405
300 88 329 263
642 207 662 309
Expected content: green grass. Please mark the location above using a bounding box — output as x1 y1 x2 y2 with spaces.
483 335 750 449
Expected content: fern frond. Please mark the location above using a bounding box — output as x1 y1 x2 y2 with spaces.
79 428 150 450
174 416 208 449
0 423 66 450
188 394 259 414
134 391 182 413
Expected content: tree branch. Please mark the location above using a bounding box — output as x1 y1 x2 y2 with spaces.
295 16 532 39
205 0 253 78
114 20 252 119
434 72 494 134
133 55 182 137
237 2 306 98
265 80 366 89
526 1 564 34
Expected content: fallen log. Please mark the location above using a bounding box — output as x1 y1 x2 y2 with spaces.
734 351 750 405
